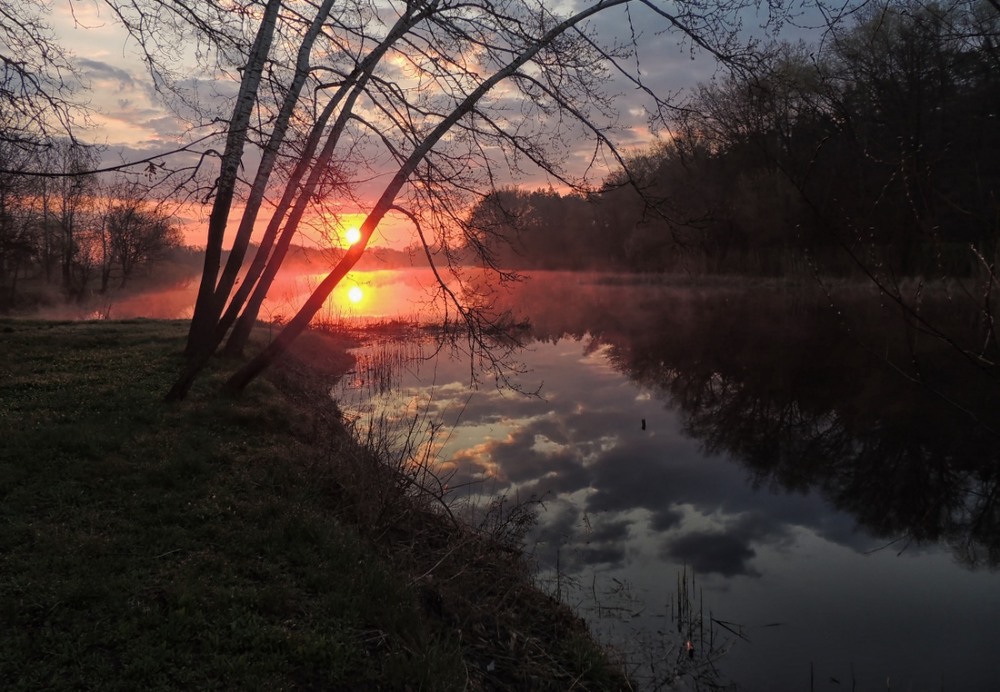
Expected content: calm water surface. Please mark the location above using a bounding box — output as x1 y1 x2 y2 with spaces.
332 271 1000 691
94 268 1000 689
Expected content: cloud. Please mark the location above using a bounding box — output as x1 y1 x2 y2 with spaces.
529 501 633 570
660 511 795 577
588 516 632 543
666 530 759 577
78 58 136 90
650 506 684 531
341 313 881 585
575 544 629 566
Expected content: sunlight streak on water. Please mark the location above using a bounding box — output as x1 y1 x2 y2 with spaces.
44 268 450 323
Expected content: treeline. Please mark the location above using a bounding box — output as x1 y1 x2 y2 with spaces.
467 188 626 270
0 140 185 311
469 0 1000 277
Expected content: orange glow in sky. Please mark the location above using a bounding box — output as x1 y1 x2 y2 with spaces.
177 205 411 252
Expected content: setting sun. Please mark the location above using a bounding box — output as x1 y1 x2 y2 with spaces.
344 226 362 245
347 286 363 303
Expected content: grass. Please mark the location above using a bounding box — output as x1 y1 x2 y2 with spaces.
0 318 628 691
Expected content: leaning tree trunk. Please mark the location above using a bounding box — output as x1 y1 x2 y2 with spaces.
182 0 283 359
221 5 429 358
208 0 337 336
223 0 629 393
164 0 340 402
166 5 430 401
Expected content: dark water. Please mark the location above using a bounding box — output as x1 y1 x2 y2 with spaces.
336 272 1000 690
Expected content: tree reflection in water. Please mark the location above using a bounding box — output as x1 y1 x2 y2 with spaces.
499 275 1000 571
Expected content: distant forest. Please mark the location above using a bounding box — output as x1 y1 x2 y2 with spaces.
0 141 191 311
468 1 999 277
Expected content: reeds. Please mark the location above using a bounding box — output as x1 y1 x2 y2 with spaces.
545 566 739 691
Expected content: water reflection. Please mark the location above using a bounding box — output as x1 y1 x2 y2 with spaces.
613 294 999 571
337 272 1000 690
493 277 1000 563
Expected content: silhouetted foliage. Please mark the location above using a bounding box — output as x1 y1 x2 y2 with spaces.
473 1 999 279
468 187 626 270
0 145 184 311
104 204 182 288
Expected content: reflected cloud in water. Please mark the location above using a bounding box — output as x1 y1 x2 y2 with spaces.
337 271 1000 690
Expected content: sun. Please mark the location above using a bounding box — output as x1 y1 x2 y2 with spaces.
344 226 362 245
347 286 363 303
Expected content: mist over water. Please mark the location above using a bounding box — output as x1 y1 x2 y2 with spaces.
29 266 442 323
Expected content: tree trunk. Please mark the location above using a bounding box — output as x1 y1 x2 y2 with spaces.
208 0 337 336
224 0 628 393
222 6 428 357
183 0 283 358
167 5 431 400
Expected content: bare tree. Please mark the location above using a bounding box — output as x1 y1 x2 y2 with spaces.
0 0 81 149
99 186 181 288
141 0 782 400
0 141 41 307
36 141 101 298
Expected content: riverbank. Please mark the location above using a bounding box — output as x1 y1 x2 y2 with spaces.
0 318 628 690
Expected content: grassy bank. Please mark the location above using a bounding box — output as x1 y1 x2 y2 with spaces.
0 319 627 691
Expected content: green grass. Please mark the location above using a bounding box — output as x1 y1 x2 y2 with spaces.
0 319 626 691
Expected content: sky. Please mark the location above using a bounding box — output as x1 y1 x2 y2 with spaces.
50 2 716 145
43 0 818 248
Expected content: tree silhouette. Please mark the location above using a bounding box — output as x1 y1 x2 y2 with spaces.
139 0 779 399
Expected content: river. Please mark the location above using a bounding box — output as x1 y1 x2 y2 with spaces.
334 270 1000 690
